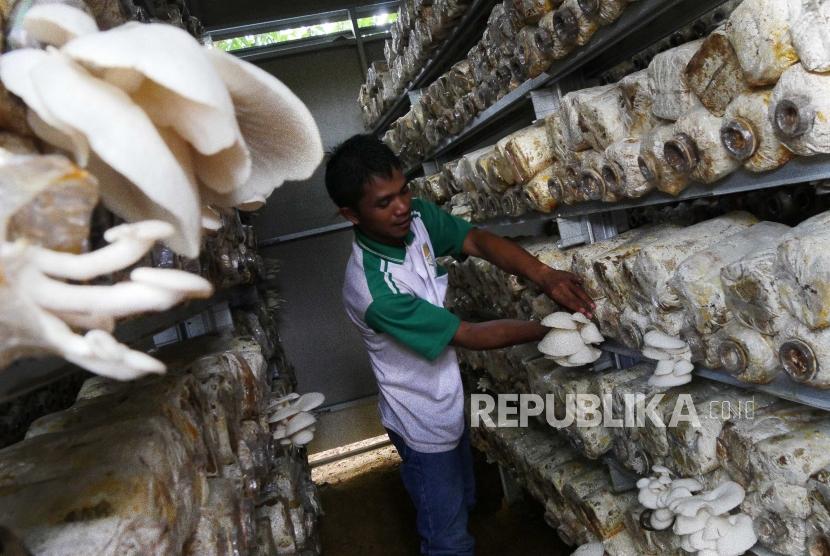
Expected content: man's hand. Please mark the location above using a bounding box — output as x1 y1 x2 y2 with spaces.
537 268 595 318
462 228 595 317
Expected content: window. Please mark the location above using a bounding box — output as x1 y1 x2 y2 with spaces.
213 3 399 53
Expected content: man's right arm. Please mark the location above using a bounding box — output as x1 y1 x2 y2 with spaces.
451 319 549 351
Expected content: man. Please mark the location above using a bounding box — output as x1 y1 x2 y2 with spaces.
325 134 594 555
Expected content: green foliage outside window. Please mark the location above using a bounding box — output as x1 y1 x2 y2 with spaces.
214 12 398 52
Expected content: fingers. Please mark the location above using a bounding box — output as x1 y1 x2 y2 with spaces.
569 281 596 315
549 281 594 318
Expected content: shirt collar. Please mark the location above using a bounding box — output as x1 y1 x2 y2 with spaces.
355 228 415 264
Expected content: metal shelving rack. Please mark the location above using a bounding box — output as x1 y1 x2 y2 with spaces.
386 0 830 411
399 0 731 166
369 0 500 135
601 342 830 413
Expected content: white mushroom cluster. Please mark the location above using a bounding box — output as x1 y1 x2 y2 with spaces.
641 330 694 387
637 466 757 556
537 311 605 366
570 542 604 556
0 3 324 258
267 392 325 448
2 217 213 380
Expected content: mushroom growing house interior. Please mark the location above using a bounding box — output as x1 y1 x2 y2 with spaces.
7 0 830 555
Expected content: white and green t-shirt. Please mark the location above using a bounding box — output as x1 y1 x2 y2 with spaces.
342 198 473 453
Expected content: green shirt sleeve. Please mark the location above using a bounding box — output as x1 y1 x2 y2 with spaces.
411 198 473 257
365 293 461 361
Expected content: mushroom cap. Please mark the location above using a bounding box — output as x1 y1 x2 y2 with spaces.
550 357 582 367
642 346 672 360
654 359 675 376
672 478 704 492
201 48 324 209
293 392 325 412
689 529 718 552
638 486 663 510
673 508 711 535
715 514 757 556
579 322 604 344
23 3 98 47
103 220 174 243
268 392 299 410
271 424 287 440
291 429 315 446
541 311 577 329
673 359 694 376
285 411 316 436
268 405 300 424
669 481 745 517
650 508 674 530
129 267 213 297
571 542 604 556
0 49 90 165
62 22 250 193
538 328 584 357
644 329 687 349
567 345 602 365
648 373 692 387
571 312 591 324
6 50 203 256
201 206 223 231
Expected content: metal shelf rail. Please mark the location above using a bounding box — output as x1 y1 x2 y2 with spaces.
601 342 830 412
369 0 500 135
469 155 830 237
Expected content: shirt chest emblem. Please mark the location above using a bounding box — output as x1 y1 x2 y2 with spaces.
421 243 435 268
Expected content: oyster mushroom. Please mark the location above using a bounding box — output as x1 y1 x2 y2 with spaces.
268 405 300 424
538 328 584 357
669 481 745 518
0 49 202 257
294 392 325 412
566 345 601 365
201 47 323 209
0 217 212 379
62 21 249 193
644 330 686 350
703 514 757 556
291 429 315 447
285 411 316 437
570 542 603 556
22 2 99 47
541 311 577 329
579 322 603 344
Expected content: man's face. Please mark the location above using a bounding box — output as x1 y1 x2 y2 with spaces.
342 168 412 243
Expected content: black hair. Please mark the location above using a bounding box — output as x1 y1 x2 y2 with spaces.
325 134 402 210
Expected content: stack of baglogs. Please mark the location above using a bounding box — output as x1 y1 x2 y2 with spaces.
357 0 471 129
453 206 830 554
0 333 326 555
380 0 648 167
0 0 329 553
393 0 830 224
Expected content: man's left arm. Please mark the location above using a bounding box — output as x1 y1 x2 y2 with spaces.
462 227 595 317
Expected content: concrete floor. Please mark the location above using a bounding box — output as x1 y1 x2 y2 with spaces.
308 396 386 455
313 444 571 556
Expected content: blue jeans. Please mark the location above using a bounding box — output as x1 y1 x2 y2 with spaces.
386 428 476 556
